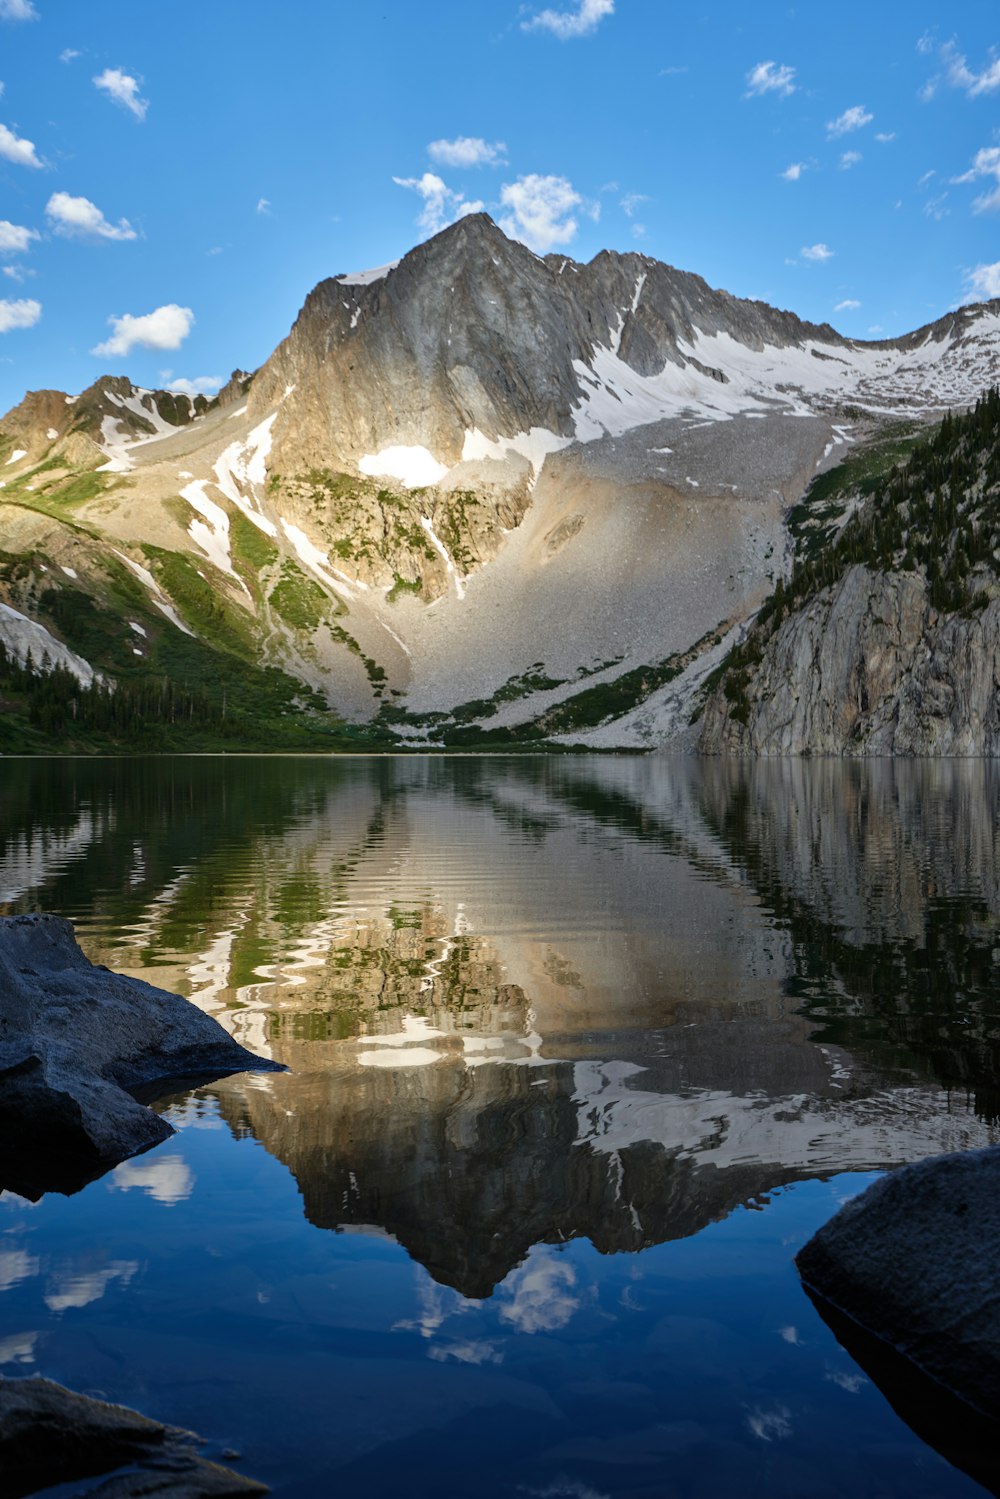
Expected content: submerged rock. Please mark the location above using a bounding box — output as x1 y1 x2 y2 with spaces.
0 1375 268 1496
797 1145 1000 1421
0 912 282 1198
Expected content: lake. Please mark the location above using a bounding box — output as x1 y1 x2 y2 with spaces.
1 753 998 1498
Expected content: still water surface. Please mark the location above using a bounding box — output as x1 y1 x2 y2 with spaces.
2 754 1000 1497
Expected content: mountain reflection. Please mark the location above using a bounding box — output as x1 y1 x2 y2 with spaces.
4 754 1000 1292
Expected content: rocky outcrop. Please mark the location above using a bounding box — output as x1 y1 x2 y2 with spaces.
797 1146 1000 1422
0 913 282 1198
0 1375 267 1496
699 565 1000 754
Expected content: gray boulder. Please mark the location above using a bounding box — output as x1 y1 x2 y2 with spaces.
0 913 282 1198
797 1145 1000 1418
0 1374 267 1496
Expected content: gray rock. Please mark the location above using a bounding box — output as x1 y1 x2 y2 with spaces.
699 564 1000 755
0 1374 267 1496
0 913 283 1198
797 1144 1000 1418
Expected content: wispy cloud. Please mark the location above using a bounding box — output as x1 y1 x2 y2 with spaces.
46 191 137 241
498 173 581 251
255 196 271 215
0 296 40 331
0 220 38 254
0 1 38 21
801 243 834 262
745 61 796 98
954 146 1000 213
93 68 148 121
2 263 35 281
835 299 861 311
0 122 41 168
619 191 648 217
393 172 484 236
521 0 614 40
59 47 80 63
781 161 806 182
92 304 193 358
924 192 950 220
923 39 1000 100
427 136 506 168
963 261 1000 303
839 150 862 170
827 105 872 138
875 131 896 143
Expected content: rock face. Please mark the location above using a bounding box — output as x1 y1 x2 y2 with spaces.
797 1145 1000 1421
699 564 1000 754
0 1375 267 1496
0 913 282 1198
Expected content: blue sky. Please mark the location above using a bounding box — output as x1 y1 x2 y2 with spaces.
0 0 999 412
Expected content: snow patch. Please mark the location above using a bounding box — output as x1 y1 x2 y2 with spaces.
0 602 94 686
5 450 26 465
420 516 465 600
111 549 195 636
46 428 58 441
336 260 400 286
181 480 247 590
212 415 279 536
280 519 365 600
461 425 570 480
359 445 448 489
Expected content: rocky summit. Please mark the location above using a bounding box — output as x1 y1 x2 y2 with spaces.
2 213 1000 752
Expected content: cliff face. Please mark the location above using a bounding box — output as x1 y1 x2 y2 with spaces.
699 564 1000 755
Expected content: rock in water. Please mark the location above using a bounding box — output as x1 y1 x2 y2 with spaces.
0 912 283 1198
797 1145 1000 1419
0 1375 268 1496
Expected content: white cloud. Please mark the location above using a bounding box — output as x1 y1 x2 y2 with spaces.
499 1250 579 1333
255 197 271 215
745 61 797 98
839 150 862 169
92 304 193 358
0 220 37 254
962 261 1000 303
393 171 483 236
0 122 41 168
499 173 581 251
781 162 805 181
46 191 137 241
875 132 896 143
93 68 148 121
834 299 861 311
427 136 506 168
0 296 40 331
0 1 38 19
165 375 222 396
924 192 950 220
827 105 872 137
619 191 649 217
59 47 80 63
109 1154 192 1204
659 64 688 76
954 146 1000 213
801 243 834 262
521 0 614 40
936 40 1000 98
2 264 35 281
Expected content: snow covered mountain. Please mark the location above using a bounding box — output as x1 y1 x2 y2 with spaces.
2 213 1000 749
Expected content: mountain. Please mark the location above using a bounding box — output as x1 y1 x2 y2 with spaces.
2 213 999 752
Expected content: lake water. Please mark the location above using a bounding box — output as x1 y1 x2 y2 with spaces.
2 754 999 1498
